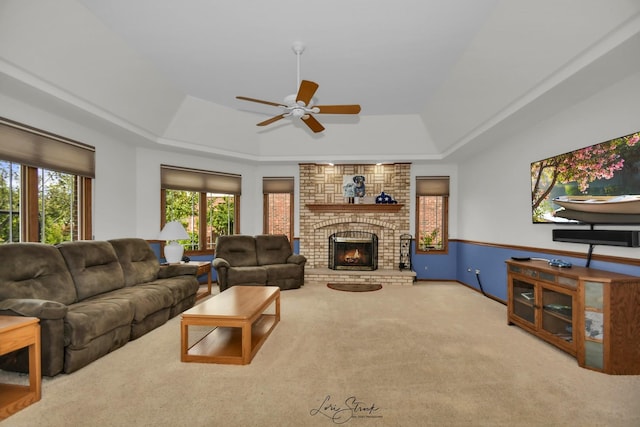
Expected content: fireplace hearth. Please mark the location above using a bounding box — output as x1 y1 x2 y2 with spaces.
328 231 378 271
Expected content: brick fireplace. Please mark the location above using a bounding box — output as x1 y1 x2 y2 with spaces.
299 163 416 285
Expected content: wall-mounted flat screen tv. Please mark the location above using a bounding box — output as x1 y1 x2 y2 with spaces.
531 130 640 224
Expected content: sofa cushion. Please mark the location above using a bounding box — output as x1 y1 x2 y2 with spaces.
148 276 200 306
65 298 134 347
215 235 258 267
0 243 77 305
108 285 174 322
109 238 160 286
57 241 126 300
255 234 293 265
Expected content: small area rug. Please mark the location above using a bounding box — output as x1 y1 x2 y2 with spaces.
327 282 382 292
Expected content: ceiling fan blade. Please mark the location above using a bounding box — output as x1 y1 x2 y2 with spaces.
236 96 285 108
296 80 319 106
315 104 361 114
301 114 325 133
256 115 286 126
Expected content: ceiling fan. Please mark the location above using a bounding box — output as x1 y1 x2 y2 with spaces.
236 42 361 133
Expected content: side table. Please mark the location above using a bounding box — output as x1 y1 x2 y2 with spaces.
0 316 41 419
186 261 212 299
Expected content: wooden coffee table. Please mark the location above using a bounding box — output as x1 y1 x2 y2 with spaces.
181 286 280 365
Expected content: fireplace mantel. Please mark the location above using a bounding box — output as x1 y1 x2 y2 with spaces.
306 203 403 213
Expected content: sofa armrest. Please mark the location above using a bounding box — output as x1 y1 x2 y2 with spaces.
0 298 68 320
158 264 199 279
286 254 307 265
212 257 230 270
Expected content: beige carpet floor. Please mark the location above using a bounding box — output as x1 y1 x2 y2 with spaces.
2 282 639 427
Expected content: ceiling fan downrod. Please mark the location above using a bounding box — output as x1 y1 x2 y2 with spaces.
292 41 305 96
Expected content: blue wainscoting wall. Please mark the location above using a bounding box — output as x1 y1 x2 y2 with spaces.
411 242 457 282
151 238 639 302
413 240 640 303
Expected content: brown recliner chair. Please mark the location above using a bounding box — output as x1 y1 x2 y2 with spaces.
212 234 306 292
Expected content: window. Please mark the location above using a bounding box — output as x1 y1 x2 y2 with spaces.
416 176 449 253
263 177 294 244
161 165 241 254
0 119 93 244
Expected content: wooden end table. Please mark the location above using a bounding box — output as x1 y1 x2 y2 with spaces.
185 261 212 299
0 316 41 420
181 286 280 365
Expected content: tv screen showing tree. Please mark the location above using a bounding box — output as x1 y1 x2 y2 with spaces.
531 131 640 224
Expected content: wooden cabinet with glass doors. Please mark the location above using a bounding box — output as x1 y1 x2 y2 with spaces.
506 259 640 375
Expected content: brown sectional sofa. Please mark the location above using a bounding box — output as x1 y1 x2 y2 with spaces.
0 238 200 376
212 234 306 291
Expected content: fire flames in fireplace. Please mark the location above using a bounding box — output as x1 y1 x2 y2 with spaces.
329 231 378 271
344 248 360 263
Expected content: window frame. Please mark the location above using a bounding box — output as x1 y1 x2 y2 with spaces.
415 176 449 254
262 177 295 248
0 118 94 243
160 165 241 256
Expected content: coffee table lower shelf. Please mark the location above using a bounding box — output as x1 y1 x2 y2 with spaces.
183 314 278 365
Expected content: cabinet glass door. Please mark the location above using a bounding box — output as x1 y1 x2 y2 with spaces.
512 279 535 325
541 288 573 343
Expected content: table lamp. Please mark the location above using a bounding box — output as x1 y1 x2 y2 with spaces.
158 221 189 263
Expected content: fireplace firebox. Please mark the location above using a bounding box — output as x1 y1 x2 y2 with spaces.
328 231 378 271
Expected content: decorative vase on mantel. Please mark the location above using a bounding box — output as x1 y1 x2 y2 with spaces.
376 191 396 204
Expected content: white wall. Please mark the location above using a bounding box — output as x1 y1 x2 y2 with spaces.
457 71 640 257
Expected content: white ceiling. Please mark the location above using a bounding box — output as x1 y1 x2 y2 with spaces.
77 0 499 116
3 1 640 161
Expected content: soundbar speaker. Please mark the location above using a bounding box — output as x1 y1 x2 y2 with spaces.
552 229 640 247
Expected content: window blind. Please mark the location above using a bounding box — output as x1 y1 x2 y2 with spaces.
263 177 294 193
416 176 449 196
161 164 242 194
0 118 95 178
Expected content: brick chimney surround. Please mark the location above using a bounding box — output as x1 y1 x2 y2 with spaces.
299 163 416 286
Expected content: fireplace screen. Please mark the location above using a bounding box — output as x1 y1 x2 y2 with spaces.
328 231 378 271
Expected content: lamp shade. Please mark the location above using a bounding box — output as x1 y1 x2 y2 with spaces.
158 221 189 241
